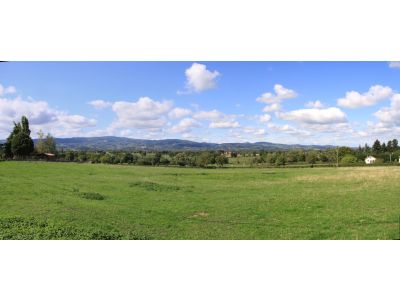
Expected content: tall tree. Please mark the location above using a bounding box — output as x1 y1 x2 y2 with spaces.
392 139 398 150
21 116 31 135
7 116 34 158
381 142 387 152
4 122 22 158
364 143 370 153
36 130 57 154
372 139 381 154
387 140 393 152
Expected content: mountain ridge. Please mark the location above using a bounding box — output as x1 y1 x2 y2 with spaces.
35 136 335 151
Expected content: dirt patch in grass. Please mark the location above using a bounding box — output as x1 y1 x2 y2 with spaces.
129 181 181 192
190 212 209 218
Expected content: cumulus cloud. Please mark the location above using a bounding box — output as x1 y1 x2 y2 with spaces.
0 84 16 96
373 93 400 125
242 127 266 137
305 100 324 108
193 109 224 121
193 109 239 129
89 99 112 109
277 107 347 124
267 123 310 136
170 118 200 133
389 62 400 69
337 85 393 108
257 84 297 104
0 97 96 138
168 107 192 119
209 121 240 129
262 103 281 112
181 63 220 93
111 97 173 129
259 114 271 123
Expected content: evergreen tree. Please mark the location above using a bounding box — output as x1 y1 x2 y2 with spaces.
381 142 387 152
11 132 34 158
364 143 370 154
4 122 22 158
5 116 34 158
372 139 381 153
392 139 398 150
387 140 393 152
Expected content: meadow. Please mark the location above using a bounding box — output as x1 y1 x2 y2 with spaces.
0 161 399 239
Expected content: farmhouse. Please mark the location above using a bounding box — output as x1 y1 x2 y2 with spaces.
365 155 376 164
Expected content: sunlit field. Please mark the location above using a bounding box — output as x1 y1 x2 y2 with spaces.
0 161 399 239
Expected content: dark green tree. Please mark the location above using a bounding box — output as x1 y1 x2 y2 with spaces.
381 142 387 152
387 140 393 152
7 116 34 158
392 139 398 150
215 154 228 167
275 154 286 166
372 139 381 153
11 132 34 158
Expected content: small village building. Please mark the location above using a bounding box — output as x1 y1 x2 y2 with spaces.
224 151 232 158
36 153 56 160
365 155 376 164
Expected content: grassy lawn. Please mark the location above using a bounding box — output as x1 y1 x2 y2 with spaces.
0 161 399 239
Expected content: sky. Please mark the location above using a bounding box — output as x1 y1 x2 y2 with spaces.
1 61 400 146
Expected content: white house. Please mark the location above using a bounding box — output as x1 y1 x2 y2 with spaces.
365 155 376 164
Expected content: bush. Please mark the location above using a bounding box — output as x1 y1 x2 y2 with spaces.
11 132 34 158
340 154 357 165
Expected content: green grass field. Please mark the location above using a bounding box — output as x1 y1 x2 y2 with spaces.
0 161 399 239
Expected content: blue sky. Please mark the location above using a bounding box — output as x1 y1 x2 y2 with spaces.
1 61 400 145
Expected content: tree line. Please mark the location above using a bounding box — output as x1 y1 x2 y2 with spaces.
1 116 400 167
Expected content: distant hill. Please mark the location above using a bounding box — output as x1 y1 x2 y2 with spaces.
41 136 334 151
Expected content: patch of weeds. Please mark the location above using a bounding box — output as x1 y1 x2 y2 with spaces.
80 192 105 200
0 217 129 240
72 187 80 193
129 181 180 192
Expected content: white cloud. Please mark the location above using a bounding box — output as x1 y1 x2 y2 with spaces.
89 99 112 109
259 114 271 123
256 84 297 104
278 107 347 124
242 127 266 137
209 121 240 129
170 118 200 133
0 96 96 138
193 109 239 129
0 84 16 96
168 107 192 119
182 63 220 93
111 97 173 129
193 109 225 121
262 103 281 112
58 115 97 128
389 62 400 69
337 85 393 108
267 123 310 136
305 100 324 108
373 93 400 126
